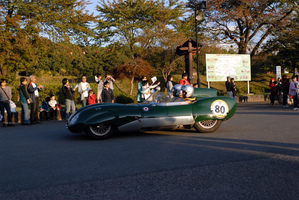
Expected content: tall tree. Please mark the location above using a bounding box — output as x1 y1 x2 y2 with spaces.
138 20 187 81
95 0 186 92
0 0 95 78
190 0 298 57
95 0 185 57
262 8 299 71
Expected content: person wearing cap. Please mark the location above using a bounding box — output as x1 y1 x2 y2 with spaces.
269 77 277 105
225 76 233 98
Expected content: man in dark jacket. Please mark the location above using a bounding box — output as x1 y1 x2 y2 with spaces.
27 75 43 124
225 76 233 98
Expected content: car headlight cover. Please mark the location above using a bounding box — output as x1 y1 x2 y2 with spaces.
69 113 79 125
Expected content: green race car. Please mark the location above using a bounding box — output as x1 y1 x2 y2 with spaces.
67 88 237 139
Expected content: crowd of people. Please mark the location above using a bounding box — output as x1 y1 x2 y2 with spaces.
2 71 299 127
225 73 299 111
0 74 116 127
269 73 299 110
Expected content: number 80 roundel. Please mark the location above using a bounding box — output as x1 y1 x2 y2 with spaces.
210 100 229 119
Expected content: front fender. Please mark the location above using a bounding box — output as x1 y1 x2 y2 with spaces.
192 97 237 122
83 104 142 127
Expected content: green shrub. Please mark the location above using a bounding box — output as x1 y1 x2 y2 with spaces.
115 94 134 104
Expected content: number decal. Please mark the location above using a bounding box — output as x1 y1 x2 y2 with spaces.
211 100 229 119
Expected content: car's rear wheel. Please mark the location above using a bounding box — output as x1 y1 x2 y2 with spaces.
194 120 222 133
86 124 114 139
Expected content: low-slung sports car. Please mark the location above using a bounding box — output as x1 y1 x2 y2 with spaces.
67 88 237 139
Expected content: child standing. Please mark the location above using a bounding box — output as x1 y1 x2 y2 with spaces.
87 89 97 105
101 81 114 103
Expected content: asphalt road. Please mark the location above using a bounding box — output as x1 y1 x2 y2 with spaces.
0 101 298 200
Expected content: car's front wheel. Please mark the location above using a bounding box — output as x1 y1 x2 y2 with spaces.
85 124 115 139
194 120 222 133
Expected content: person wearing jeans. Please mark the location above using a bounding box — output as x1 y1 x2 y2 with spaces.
62 78 76 120
226 76 233 98
18 77 31 125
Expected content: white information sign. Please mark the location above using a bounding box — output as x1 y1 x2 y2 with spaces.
206 54 251 82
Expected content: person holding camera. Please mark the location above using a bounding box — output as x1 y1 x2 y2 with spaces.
27 75 43 124
104 74 115 91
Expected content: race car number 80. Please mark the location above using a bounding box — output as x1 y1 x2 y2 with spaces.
210 100 229 119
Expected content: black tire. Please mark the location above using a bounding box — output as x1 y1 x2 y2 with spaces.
194 120 222 133
85 124 115 139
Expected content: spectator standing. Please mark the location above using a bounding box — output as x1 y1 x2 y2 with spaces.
18 77 31 125
166 75 173 97
95 74 103 103
102 81 114 103
269 78 277 105
179 73 190 85
231 78 237 99
39 97 50 121
62 78 76 120
27 75 43 124
78 75 90 107
87 89 97 105
281 75 290 107
136 76 147 103
104 74 115 90
289 76 298 110
276 78 282 95
48 95 59 120
226 76 233 98
293 68 298 80
0 78 14 127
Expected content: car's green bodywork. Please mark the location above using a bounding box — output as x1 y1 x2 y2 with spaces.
67 88 237 136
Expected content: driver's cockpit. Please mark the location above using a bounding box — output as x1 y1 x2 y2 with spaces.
140 92 194 105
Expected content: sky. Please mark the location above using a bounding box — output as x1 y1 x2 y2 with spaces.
84 0 191 16
85 1 99 15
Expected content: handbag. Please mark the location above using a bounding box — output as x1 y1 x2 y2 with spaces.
10 100 16 112
28 97 33 104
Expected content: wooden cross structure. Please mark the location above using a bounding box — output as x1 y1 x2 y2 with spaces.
176 37 203 85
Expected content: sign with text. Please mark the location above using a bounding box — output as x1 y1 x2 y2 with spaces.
206 54 251 82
